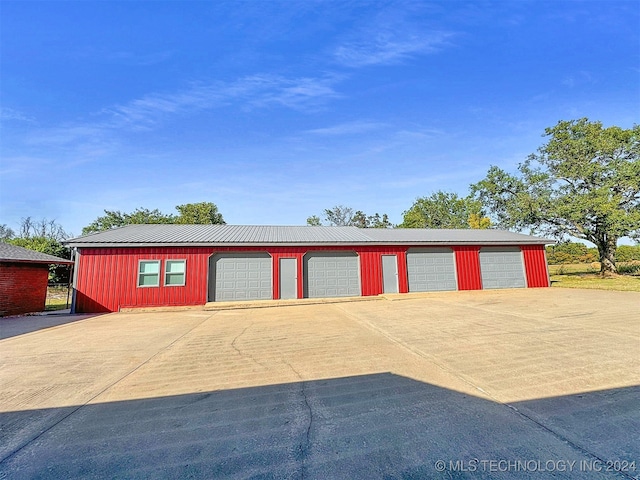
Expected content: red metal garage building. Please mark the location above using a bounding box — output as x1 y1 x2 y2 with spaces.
0 243 74 317
65 225 551 313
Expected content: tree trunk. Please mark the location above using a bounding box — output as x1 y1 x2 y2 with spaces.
598 236 618 275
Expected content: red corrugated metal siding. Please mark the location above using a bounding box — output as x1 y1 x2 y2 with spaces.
452 246 482 290
268 248 306 299
396 251 409 293
521 245 550 287
75 243 547 312
271 246 409 297
358 250 381 296
76 245 414 311
354 247 409 295
75 247 211 313
270 246 409 298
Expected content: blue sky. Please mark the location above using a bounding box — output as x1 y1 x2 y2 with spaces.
1 1 639 236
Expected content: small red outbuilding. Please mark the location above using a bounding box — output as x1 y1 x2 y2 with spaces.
65 225 552 313
0 243 73 317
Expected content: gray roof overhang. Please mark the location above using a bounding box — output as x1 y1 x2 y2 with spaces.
64 225 555 248
0 258 74 265
68 240 552 248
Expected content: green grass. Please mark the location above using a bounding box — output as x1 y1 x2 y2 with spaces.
549 263 640 292
45 286 71 311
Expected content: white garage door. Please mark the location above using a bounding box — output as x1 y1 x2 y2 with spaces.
479 247 526 289
209 253 272 301
304 252 361 298
406 248 457 292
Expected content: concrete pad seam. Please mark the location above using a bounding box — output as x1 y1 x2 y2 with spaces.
332 304 637 479
330 304 496 400
392 297 630 345
0 314 109 342
501 403 637 480
0 311 220 466
118 296 384 314
422 299 564 326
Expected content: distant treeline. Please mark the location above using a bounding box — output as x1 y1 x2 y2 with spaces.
547 243 640 265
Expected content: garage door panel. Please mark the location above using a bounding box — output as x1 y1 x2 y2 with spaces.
407 248 457 292
480 247 526 289
210 253 272 301
305 252 361 298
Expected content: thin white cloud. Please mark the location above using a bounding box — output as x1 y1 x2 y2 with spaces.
382 170 485 189
395 127 445 139
26 125 108 146
562 71 594 88
18 125 118 167
0 155 51 175
107 50 175 66
12 73 342 152
0 107 34 123
103 74 343 128
304 121 388 136
334 29 456 68
10 73 345 161
245 74 343 110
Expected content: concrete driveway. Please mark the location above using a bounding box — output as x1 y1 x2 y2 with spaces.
1 288 638 479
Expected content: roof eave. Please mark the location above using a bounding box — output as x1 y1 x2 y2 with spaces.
68 239 553 248
0 258 74 265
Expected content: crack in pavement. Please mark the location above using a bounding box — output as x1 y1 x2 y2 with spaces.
283 360 313 480
230 323 269 370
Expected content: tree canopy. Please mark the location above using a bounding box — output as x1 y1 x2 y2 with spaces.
82 208 173 234
399 191 490 229
0 224 16 241
3 217 71 283
472 118 640 274
82 202 225 234
307 205 392 228
174 202 225 225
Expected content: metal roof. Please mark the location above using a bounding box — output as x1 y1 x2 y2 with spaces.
0 243 74 264
361 228 552 244
64 225 553 247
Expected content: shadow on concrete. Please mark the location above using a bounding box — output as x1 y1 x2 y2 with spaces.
0 314 102 340
1 373 637 479
514 386 640 474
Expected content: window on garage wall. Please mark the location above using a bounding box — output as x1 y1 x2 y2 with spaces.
165 260 186 286
138 260 160 287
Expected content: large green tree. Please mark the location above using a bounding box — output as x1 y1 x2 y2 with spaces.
399 191 490 229
174 202 225 225
82 208 174 234
472 118 640 274
82 202 225 234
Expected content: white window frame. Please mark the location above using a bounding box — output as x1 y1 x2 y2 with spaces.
165 259 186 287
137 260 161 287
